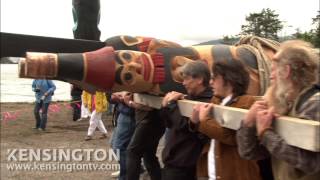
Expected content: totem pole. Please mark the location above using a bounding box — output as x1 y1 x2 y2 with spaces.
18 35 279 96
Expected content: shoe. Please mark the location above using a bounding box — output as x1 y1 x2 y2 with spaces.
37 128 46 132
111 170 120 178
99 133 108 139
77 117 90 121
32 127 39 130
84 136 92 141
76 118 84 122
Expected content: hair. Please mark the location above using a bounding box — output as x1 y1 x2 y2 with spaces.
181 60 210 86
212 60 250 97
275 40 319 88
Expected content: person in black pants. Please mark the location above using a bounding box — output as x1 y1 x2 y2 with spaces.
126 108 165 180
70 85 82 121
160 61 212 180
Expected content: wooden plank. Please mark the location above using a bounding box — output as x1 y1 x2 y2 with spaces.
134 93 320 152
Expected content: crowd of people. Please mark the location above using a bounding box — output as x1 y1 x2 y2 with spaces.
32 40 320 180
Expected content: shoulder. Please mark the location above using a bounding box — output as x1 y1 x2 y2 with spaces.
297 92 320 121
296 85 320 112
211 96 221 104
309 92 320 100
231 95 256 109
301 86 320 103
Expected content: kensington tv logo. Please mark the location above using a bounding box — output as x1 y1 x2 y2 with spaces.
7 148 120 162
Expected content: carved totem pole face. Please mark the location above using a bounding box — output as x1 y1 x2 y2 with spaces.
113 50 155 92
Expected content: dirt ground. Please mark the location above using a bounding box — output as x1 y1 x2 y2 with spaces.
0 102 156 180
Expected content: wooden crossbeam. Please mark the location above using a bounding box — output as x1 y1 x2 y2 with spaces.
134 93 320 152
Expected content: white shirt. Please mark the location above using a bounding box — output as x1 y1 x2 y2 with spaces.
208 95 233 180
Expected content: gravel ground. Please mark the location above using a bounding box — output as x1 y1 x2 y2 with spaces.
1 102 162 180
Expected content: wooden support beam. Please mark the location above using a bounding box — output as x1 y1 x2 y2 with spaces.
134 93 320 152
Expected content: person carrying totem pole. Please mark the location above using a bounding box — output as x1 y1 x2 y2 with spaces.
237 40 320 179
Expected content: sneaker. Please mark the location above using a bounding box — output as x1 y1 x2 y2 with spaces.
84 136 92 141
99 133 108 139
77 117 90 121
76 118 84 122
37 128 46 132
32 127 39 130
111 170 120 178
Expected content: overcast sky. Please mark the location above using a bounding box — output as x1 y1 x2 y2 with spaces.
1 0 319 45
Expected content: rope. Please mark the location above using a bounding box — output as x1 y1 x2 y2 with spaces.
235 35 280 95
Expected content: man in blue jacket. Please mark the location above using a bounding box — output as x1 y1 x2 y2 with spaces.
32 79 56 131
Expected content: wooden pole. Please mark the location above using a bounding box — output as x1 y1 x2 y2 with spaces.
134 93 320 152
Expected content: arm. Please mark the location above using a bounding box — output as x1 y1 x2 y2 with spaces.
192 96 260 145
236 123 270 160
198 117 237 145
161 91 187 129
32 80 36 92
261 130 320 174
191 104 237 146
236 100 271 160
161 102 189 129
46 80 56 95
194 103 238 145
257 95 320 174
105 91 113 104
190 103 238 145
109 92 123 104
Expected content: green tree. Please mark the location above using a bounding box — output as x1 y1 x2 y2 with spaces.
293 28 313 42
241 8 283 40
293 11 320 48
311 11 320 47
222 35 239 45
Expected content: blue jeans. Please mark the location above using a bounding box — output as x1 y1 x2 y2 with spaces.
111 113 135 180
34 102 50 129
107 103 114 115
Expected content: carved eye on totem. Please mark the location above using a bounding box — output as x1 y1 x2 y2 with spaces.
121 52 132 62
115 51 132 65
123 72 134 84
115 66 135 85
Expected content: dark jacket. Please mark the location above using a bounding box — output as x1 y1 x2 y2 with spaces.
196 95 262 180
71 86 82 97
160 87 213 168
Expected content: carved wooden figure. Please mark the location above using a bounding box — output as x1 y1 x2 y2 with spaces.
19 35 279 96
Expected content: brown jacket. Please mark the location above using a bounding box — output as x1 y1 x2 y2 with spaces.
196 95 261 180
